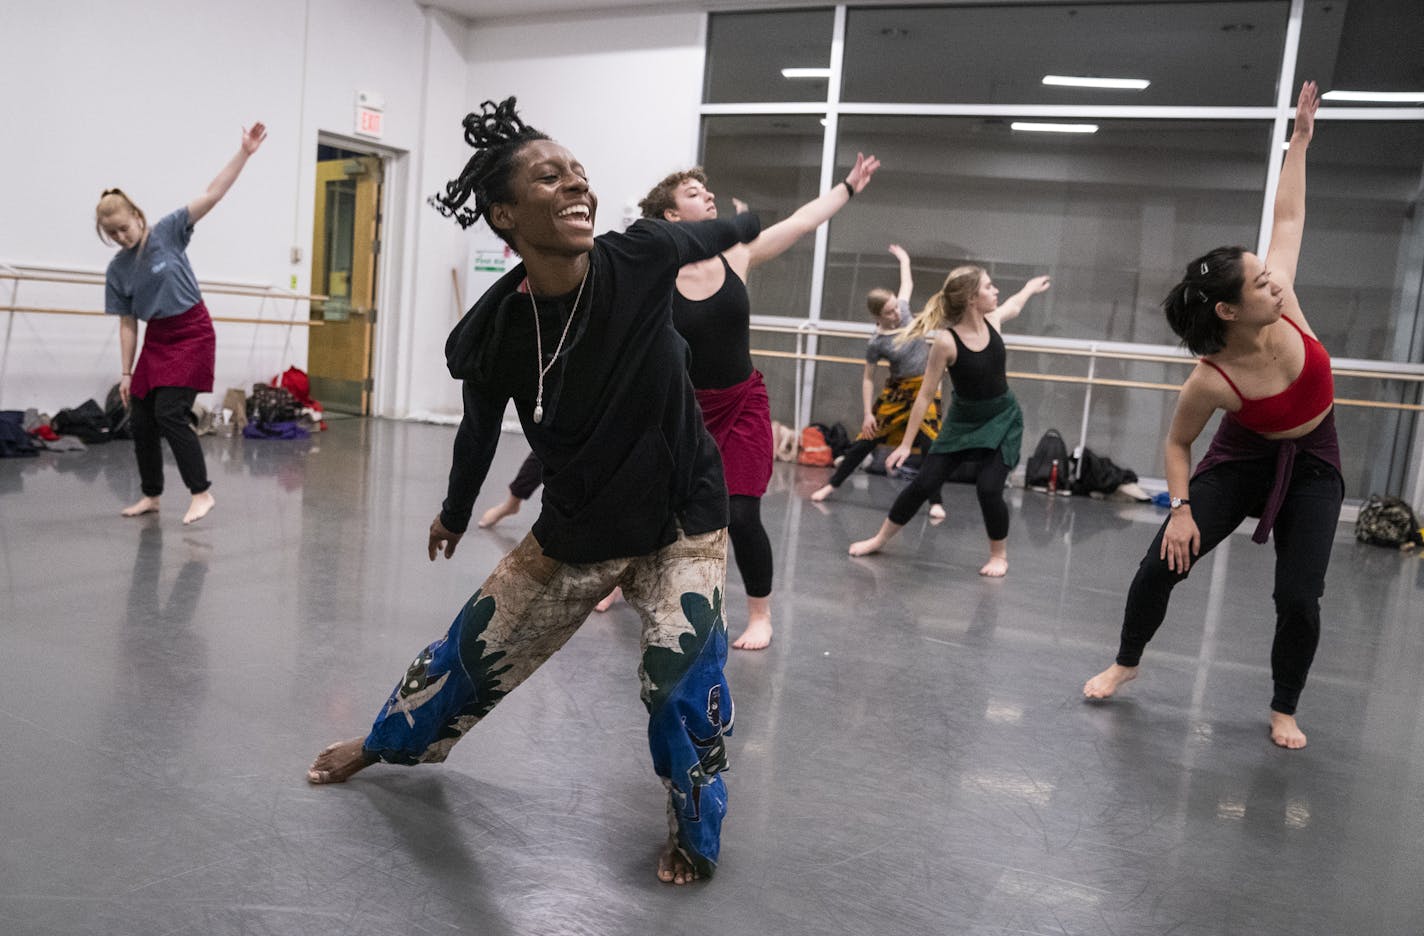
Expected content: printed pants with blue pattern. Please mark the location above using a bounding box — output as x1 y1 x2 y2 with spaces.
362 527 733 877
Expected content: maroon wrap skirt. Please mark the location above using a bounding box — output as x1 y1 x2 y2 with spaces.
696 370 773 499
131 301 216 400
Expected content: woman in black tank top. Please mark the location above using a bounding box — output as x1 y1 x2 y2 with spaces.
848 264 1050 577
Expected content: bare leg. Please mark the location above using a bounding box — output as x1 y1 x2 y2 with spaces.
307 737 377 784
657 836 701 885
849 518 903 557
1083 663 1137 700
122 496 161 517
979 538 1007 577
182 490 215 525
1269 711 1308 749
478 494 523 529
810 484 835 503
732 594 772 651
594 585 623 613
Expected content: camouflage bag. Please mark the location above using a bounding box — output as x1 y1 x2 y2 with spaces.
1355 494 1424 550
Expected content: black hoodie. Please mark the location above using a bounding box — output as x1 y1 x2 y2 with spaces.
439 213 761 563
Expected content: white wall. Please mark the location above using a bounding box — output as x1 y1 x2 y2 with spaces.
0 0 469 419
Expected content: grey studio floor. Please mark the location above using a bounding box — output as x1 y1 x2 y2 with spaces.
3 417 1424 936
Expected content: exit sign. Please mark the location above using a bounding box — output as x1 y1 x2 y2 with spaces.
355 106 384 139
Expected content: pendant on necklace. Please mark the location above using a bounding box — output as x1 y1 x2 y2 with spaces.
533 404 544 424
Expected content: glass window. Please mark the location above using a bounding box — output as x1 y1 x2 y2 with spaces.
1293 121 1424 362
842 2 1289 106
699 114 826 318
1296 0 1424 106
705 9 835 104
822 116 1273 346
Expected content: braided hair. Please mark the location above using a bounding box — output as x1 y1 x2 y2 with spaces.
1163 245 1246 355
428 97 549 246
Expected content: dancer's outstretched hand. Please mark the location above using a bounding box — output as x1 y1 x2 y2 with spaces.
1291 81 1319 144
733 197 749 215
844 153 881 194
1023 275 1052 296
884 443 913 473
888 244 909 263
428 513 463 561
242 122 268 155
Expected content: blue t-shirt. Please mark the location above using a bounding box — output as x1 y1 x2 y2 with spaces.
105 207 203 321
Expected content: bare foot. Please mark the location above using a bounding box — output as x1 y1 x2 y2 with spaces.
657 838 700 885
929 503 946 524
849 535 887 557
594 586 623 613
1269 712 1308 749
478 495 522 529
1083 663 1137 700
307 737 376 784
182 491 215 525
979 555 1008 577
810 484 835 503
121 496 160 517
732 597 772 651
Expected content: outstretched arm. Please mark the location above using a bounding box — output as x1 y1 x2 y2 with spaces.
885 334 953 472
744 153 881 269
989 275 1051 327
187 122 266 224
890 244 913 303
432 381 508 559
1266 81 1319 287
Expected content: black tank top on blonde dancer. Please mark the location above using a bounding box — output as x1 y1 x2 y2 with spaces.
671 254 754 390
946 324 1009 401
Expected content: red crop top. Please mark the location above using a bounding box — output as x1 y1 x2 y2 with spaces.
1201 315 1334 434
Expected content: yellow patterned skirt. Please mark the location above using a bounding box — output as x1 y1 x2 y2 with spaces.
866 374 941 449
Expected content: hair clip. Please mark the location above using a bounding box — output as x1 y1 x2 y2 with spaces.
1200 262 1209 275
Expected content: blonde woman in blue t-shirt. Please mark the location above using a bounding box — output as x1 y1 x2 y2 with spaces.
97 121 266 525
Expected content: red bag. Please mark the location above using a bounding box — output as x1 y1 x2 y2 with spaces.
797 425 833 466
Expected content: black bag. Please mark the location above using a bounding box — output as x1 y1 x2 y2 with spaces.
1356 495 1424 549
247 384 300 426
1070 448 1138 496
51 399 114 444
1024 429 1070 488
104 383 132 440
815 422 852 459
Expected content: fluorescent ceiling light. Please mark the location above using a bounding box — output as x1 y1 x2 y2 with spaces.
1322 89 1424 103
781 67 832 79
1042 75 1150 91
1011 121 1099 134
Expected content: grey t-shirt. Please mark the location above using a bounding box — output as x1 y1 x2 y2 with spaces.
865 298 929 380
105 207 203 321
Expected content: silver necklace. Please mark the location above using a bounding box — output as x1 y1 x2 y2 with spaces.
527 263 589 424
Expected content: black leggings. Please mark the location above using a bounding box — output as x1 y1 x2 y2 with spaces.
728 494 773 598
130 386 209 497
887 446 1010 539
509 451 543 500
828 432 942 506
1116 454 1343 715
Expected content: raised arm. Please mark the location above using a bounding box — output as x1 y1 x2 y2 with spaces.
1265 81 1319 288
187 122 266 224
430 381 508 559
885 334 953 471
890 244 913 303
988 275 1051 328
743 153 881 269
651 213 762 268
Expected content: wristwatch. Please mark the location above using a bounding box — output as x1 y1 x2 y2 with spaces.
1169 496 1191 509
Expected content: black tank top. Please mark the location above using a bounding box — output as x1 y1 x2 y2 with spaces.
671 254 754 390
947 323 1009 400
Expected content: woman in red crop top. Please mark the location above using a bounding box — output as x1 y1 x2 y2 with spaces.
1084 83 1343 751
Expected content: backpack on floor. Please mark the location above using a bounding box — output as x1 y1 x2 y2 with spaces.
798 425 833 466
1024 428 1070 488
1355 495 1424 550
